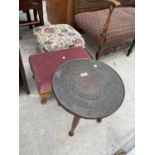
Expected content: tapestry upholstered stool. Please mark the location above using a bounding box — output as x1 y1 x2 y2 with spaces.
29 47 92 104
33 24 85 52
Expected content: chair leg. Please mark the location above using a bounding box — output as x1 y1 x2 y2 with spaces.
127 39 135 56
95 36 106 60
39 13 44 26
26 10 33 29
95 46 101 60
38 4 44 25
33 9 39 27
33 9 38 21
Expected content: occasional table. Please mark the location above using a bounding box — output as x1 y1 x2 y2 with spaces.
53 59 125 136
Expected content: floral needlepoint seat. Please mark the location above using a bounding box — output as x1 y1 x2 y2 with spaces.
33 24 85 52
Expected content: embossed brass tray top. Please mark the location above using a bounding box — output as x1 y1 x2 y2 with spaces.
53 58 125 136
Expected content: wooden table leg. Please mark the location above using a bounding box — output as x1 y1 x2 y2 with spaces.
58 102 61 106
69 115 80 136
97 118 102 123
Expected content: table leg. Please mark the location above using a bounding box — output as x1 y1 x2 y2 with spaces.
97 118 102 123
57 101 61 106
69 115 80 136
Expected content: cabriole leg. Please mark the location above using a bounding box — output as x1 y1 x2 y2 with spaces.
40 93 47 104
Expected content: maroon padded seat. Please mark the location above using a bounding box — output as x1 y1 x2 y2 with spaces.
29 47 92 103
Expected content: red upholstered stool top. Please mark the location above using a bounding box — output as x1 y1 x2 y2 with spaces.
29 47 92 94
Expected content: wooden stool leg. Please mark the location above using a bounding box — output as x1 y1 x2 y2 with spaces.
69 116 80 136
40 93 47 104
97 118 102 123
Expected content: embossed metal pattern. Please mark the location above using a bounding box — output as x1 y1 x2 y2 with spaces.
53 59 125 119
